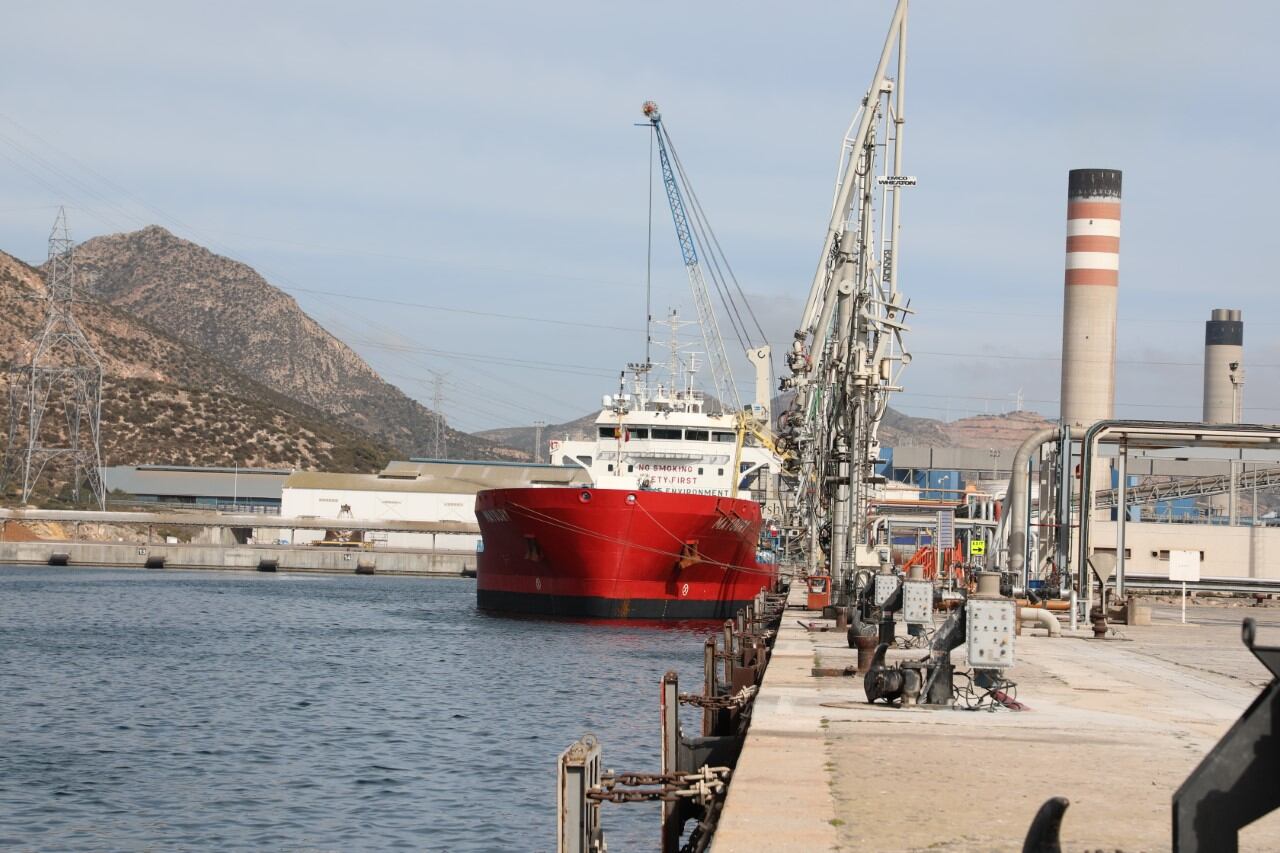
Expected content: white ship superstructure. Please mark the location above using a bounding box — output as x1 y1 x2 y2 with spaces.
548 360 777 502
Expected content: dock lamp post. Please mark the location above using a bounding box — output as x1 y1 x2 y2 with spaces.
1229 361 1244 422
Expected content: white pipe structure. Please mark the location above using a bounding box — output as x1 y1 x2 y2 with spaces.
1003 426 1061 587
798 0 909 334
1018 607 1061 637
1075 419 1280 625
784 0 913 597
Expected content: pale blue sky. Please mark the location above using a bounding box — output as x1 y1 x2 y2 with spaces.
2 1 1278 432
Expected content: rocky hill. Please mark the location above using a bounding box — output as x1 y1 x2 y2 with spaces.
941 411 1055 447
483 405 1055 456
0 250 393 484
878 407 954 447
67 226 520 461
478 412 600 459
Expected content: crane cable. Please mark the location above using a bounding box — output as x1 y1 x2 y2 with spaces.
662 125 751 352
658 123 769 354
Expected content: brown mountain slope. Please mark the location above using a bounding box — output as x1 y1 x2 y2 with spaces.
881 409 1055 448
478 411 599 459
67 225 521 461
878 407 954 447
942 411 1055 448
0 250 392 481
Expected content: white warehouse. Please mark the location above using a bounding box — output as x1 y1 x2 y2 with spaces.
278 460 590 551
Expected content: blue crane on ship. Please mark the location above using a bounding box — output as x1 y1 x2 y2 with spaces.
641 101 772 423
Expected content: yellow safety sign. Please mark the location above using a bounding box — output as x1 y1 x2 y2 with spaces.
969 539 986 557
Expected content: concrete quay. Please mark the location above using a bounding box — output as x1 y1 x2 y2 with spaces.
0 540 473 576
713 594 1280 852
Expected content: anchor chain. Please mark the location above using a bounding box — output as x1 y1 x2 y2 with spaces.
678 685 758 711
586 767 731 805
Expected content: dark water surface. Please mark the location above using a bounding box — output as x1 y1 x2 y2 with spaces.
0 567 711 851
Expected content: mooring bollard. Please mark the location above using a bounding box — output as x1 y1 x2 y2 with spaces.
557 734 602 853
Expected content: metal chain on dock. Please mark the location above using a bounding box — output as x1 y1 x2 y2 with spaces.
678 685 757 711
586 767 731 805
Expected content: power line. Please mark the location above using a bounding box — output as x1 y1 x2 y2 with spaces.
920 304 1280 328
663 123 767 348
282 284 642 334
898 390 1280 414
348 338 616 378
299 291 613 436
298 290 593 415
912 349 1280 370
0 125 611 416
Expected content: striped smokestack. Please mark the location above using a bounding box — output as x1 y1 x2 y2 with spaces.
1059 168 1121 429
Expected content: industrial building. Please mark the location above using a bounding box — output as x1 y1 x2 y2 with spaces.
879 446 1015 500
279 460 591 550
98 460 596 556
100 465 291 513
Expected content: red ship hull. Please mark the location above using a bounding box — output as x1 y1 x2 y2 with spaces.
475 487 774 619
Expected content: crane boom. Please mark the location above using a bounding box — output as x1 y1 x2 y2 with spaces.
644 103 743 415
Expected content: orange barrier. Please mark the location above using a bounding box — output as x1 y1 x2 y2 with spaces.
900 545 963 581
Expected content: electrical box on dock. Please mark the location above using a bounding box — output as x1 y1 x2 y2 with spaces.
902 579 933 625
873 573 899 607
965 598 1015 669
806 575 832 610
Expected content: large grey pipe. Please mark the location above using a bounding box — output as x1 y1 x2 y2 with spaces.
1006 426 1061 579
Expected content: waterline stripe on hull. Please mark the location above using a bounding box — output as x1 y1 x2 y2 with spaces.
477 588 753 620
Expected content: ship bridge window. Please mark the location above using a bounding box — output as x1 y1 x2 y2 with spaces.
652 428 682 440
598 427 616 438
630 427 648 439
713 432 736 443
685 429 709 441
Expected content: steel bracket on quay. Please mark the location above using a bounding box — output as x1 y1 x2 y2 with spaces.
557 587 787 853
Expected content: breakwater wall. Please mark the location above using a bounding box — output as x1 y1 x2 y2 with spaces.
0 541 473 576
